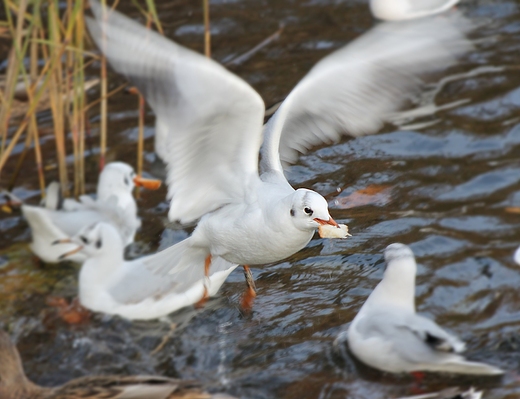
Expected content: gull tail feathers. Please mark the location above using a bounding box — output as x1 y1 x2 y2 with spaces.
42 181 62 210
22 205 67 242
425 358 504 376
21 205 84 263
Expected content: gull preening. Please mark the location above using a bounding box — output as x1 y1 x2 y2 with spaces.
370 0 459 21
342 243 504 375
0 329 236 399
22 162 160 263
57 222 236 320
86 0 473 310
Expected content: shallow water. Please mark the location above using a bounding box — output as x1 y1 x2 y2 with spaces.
1 0 520 398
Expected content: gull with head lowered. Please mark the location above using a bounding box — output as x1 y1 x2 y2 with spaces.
57 222 236 320
86 0 474 310
341 243 504 375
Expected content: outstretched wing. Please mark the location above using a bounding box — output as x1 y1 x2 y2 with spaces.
261 12 473 174
86 1 265 224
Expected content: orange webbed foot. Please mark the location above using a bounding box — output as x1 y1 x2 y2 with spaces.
240 265 257 313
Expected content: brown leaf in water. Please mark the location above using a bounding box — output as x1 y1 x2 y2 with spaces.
46 296 91 325
505 207 520 214
335 185 392 209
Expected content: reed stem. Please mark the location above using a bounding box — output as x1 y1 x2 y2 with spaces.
99 0 108 172
203 0 210 58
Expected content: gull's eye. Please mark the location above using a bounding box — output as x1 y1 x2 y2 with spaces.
96 239 102 249
304 207 313 216
124 177 130 186
80 236 88 244
290 209 295 217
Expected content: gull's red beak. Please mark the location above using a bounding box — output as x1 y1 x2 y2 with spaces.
133 176 162 190
58 246 84 260
314 217 339 227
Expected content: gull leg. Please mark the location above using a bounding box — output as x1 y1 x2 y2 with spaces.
409 371 426 394
240 265 257 312
195 255 211 309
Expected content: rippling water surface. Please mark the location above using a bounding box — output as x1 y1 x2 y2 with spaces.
1 0 520 398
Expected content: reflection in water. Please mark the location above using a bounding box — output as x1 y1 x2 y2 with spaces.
0 0 520 398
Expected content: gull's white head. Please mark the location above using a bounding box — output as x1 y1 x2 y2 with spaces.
97 162 162 205
57 222 124 260
289 188 337 232
97 162 137 200
384 243 415 264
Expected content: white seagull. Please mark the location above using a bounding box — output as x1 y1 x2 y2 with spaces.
370 0 460 21
22 162 160 264
344 243 504 375
86 0 473 310
57 222 236 320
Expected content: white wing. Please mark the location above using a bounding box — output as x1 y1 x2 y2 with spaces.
86 0 265 224
110 256 236 305
261 12 473 174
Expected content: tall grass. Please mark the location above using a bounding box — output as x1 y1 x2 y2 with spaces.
0 0 165 198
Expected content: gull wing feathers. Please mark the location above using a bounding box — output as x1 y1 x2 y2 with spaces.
400 313 466 355
22 205 87 263
356 309 465 365
353 309 505 374
261 12 473 174
44 196 139 245
111 255 236 305
87 0 265 224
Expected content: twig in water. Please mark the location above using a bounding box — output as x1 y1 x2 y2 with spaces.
150 323 177 355
225 24 284 67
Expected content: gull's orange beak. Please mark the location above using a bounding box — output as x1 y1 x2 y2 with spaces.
314 217 339 228
133 175 162 190
58 246 83 260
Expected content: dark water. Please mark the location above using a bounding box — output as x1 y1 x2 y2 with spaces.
1 0 520 398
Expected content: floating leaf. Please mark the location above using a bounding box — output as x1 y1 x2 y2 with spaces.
335 185 392 209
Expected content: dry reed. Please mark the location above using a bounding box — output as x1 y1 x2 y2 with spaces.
0 0 164 199
0 0 218 199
